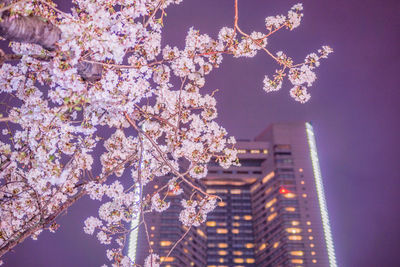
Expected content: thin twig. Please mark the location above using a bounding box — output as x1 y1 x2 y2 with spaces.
37 0 73 19
234 0 281 63
143 0 164 28
175 76 187 139
124 112 211 198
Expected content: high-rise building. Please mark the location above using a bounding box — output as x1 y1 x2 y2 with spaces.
134 122 337 267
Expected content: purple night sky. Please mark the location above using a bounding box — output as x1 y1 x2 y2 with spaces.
3 0 400 266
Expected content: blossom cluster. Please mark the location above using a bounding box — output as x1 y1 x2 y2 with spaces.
265 3 303 31
263 46 333 103
179 197 217 227
151 193 170 212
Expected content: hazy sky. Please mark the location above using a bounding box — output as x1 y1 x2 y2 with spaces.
4 0 400 266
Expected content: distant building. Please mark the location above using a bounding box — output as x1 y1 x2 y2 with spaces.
135 122 337 267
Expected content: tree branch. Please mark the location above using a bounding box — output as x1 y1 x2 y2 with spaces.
0 188 86 257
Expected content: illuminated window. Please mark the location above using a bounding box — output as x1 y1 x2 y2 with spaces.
232 229 239 234
217 228 228 234
258 243 267 251
218 243 228 248
262 171 275 184
232 222 240 227
150 234 154 238
288 235 302 241
292 221 300 226
250 149 260 154
233 258 244 263
270 207 275 212
237 149 246 154
265 198 277 209
231 189 241 194
312 259 317 264
218 222 227 227
311 251 316 256
217 189 228 193
160 257 175 262
167 191 176 196
302 193 307 198
290 251 304 256
273 242 279 248
299 168 303 172
207 265 217 267
160 241 172 247
208 243 216 248
250 183 260 192
301 180 305 185
267 212 277 222
190 262 194 266
307 221 311 225
183 248 189 254
245 243 254 249
263 149 268 154
154 185 159 189
150 241 154 245
207 221 216 227
219 258 225 263
246 258 255 263
265 187 272 194
283 192 296 198
233 251 243 256
309 236 314 240
285 207 296 212
310 243 315 248
292 259 304 264
286 228 302 234
243 215 252 220
233 216 240 220
308 229 312 233
207 189 228 194
197 229 206 238
218 250 227 256
218 201 226 207
150 226 155 231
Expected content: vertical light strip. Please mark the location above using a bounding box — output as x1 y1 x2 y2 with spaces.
305 122 337 267
128 123 146 263
127 184 141 262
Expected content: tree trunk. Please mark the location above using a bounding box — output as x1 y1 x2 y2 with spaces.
0 15 61 50
0 10 103 81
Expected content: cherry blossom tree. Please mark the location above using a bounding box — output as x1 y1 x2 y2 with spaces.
0 0 332 266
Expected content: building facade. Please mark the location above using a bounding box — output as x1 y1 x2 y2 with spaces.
135 122 337 267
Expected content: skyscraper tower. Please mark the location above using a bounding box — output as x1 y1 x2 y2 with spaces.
135 122 337 267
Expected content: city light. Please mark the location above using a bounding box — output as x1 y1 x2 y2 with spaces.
127 183 141 263
279 186 290 194
128 124 146 263
306 122 338 267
